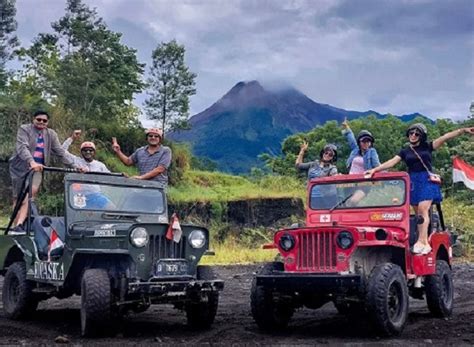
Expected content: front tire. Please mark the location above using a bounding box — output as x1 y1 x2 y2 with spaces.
185 266 219 329
2 262 38 319
366 263 409 336
80 269 112 337
250 262 294 331
425 260 453 317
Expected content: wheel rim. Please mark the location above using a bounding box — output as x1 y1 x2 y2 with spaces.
441 273 453 307
388 281 403 321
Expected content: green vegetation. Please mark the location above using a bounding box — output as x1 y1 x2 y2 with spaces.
146 40 196 135
168 170 304 203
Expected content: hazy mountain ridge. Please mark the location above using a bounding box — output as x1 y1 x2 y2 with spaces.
170 81 429 173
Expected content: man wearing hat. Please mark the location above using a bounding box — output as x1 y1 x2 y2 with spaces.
112 128 172 186
62 130 110 173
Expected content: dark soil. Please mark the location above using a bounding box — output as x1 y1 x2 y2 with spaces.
0 263 473 345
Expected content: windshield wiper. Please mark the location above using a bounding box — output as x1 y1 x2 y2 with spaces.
329 193 353 212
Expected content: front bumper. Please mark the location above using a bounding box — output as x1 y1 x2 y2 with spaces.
128 278 224 295
256 272 362 294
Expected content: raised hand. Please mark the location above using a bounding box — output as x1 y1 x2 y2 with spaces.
300 140 308 152
341 117 349 129
464 127 474 135
72 129 82 140
111 137 120 153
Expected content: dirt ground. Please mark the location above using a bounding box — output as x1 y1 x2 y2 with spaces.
0 263 473 346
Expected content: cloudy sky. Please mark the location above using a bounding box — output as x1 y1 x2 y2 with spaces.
15 0 474 122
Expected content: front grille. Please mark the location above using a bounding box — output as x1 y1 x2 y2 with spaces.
149 234 186 261
296 231 337 271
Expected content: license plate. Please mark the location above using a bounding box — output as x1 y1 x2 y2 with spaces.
156 260 188 276
93 229 116 237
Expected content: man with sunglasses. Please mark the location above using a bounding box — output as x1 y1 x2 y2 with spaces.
62 130 109 173
112 128 172 186
8 110 78 232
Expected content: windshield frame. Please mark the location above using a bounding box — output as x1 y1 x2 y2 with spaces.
67 181 166 215
309 178 407 211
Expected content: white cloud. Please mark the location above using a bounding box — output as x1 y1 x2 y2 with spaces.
13 0 474 121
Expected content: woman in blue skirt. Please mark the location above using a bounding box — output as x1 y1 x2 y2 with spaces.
365 123 474 254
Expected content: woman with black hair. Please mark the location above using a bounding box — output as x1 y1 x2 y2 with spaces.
365 123 474 254
341 118 380 174
295 140 338 181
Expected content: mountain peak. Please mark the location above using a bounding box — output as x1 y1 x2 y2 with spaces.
221 80 266 102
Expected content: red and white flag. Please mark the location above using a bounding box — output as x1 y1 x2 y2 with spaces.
453 156 474 190
165 213 182 243
48 229 64 261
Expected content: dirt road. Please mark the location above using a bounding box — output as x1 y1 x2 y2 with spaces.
0 263 473 345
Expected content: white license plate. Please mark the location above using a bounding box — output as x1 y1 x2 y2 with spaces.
93 229 116 237
156 261 187 275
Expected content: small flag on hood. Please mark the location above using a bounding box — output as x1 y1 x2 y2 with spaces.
48 228 65 261
166 213 182 243
453 156 474 190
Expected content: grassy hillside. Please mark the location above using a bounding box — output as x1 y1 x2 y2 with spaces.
168 169 304 203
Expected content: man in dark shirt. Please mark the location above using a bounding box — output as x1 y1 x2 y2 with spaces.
112 128 172 186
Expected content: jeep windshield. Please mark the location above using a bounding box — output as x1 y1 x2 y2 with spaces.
68 182 165 214
310 179 406 210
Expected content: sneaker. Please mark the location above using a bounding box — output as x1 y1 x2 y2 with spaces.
412 243 424 254
421 245 432 255
8 225 26 235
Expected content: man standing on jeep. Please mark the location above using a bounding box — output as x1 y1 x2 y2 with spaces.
112 128 172 186
62 130 110 173
8 110 77 232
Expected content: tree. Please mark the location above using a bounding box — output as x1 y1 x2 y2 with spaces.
0 0 18 90
18 0 144 128
145 40 196 137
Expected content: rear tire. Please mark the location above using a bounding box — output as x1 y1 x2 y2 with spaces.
425 260 453 317
80 269 112 337
250 262 294 331
366 263 409 336
185 266 219 329
2 262 38 319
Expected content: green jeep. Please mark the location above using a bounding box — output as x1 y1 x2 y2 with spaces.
0 168 223 336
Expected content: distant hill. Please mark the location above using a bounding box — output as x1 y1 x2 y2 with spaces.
170 81 430 173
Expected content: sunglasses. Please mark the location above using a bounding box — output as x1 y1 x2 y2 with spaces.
360 138 372 143
324 151 334 157
408 130 421 137
147 134 161 138
81 148 95 153
35 118 48 123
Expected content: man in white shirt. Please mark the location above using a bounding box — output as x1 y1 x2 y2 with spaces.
62 131 109 173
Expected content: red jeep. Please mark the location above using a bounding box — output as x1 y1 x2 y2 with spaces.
251 172 453 336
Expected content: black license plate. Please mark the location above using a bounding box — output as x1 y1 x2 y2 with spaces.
155 260 188 276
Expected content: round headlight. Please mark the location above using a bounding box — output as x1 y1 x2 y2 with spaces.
279 233 295 251
130 227 149 248
189 230 206 249
336 231 354 250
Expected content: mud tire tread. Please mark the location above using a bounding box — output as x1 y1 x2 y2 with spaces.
365 262 409 337
185 266 219 329
80 268 112 337
425 260 453 317
2 262 38 320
